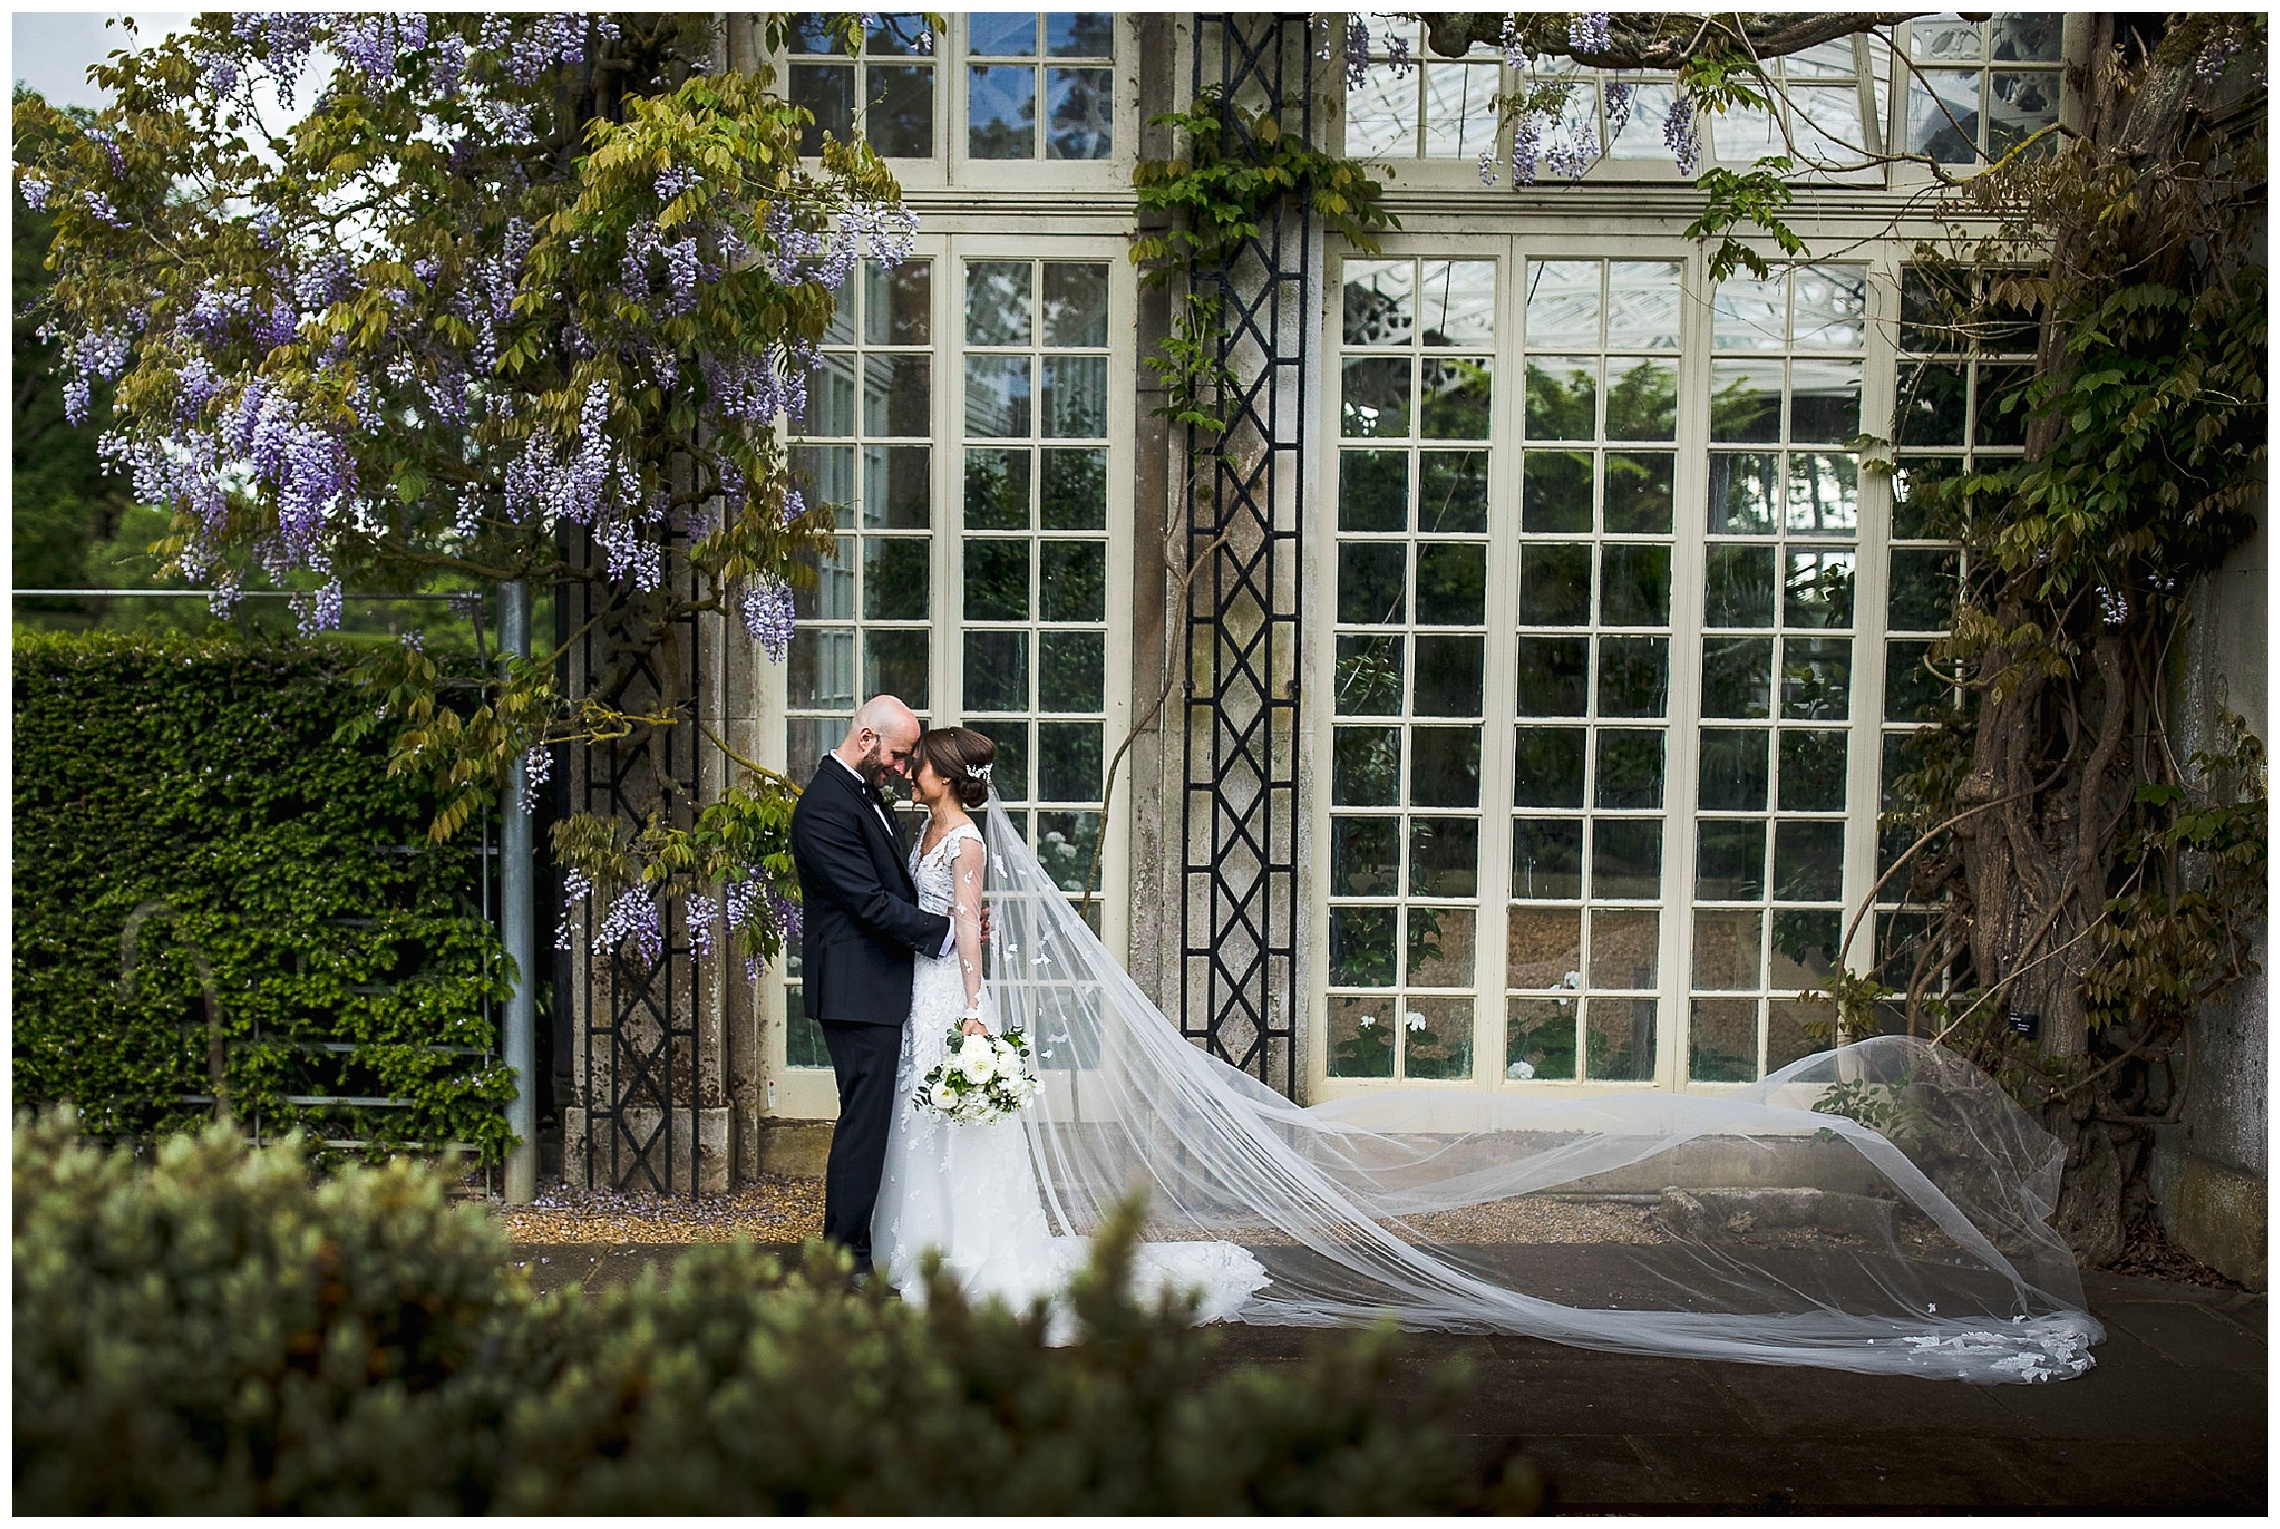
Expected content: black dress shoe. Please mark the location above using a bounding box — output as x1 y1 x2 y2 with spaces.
845 1267 873 1293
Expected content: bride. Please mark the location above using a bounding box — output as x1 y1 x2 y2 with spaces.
871 726 2101 1383
872 726 1266 1326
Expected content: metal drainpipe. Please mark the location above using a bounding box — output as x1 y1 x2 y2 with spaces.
501 579 537 1203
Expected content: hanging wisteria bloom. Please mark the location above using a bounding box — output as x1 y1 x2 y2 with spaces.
1568 12 1613 55
596 886 664 967
740 577 797 662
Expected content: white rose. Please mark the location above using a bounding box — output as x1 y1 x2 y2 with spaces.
992 1046 1024 1081
959 1052 995 1085
959 1032 993 1061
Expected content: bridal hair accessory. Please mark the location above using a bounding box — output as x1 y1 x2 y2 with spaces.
967 762 993 783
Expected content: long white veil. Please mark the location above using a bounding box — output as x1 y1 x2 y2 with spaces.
978 792 2101 1382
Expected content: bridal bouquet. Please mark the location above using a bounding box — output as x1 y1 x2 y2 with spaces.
915 1025 1039 1124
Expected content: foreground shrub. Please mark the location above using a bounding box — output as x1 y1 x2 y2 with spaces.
13 1113 1539 1514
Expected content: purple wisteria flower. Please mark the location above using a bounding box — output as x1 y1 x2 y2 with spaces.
1511 113 1542 186
596 886 664 967
1501 14 1528 73
19 173 50 209
684 894 718 961
291 576 344 636
656 165 700 202
1664 91 1701 175
521 743 552 812
82 190 131 228
1568 12 1612 56
1343 18 1371 90
1478 151 1499 186
555 868 594 951
740 577 796 661
1605 81 1634 139
334 12 428 84
232 13 321 108
85 127 126 178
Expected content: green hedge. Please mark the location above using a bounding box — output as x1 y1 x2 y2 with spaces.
11 632 513 1161
12 1113 1542 1514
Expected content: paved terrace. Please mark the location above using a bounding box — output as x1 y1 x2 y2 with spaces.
507 1235 2266 1514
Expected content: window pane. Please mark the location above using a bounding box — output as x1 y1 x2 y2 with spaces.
1037 720 1102 801
991 723 1029 801
1889 547 1959 631
1713 273 1786 350
866 64 934 157
789 628 854 709
1046 67 1114 158
1039 541 1106 621
1418 260 1497 347
790 14 842 53
1039 630 1103 711
863 537 929 620
792 535 855 619
1345 67 1417 159
1513 726 1586 807
795 443 857 519
1595 729 1665 809
1042 263 1110 347
1783 549 1856 627
791 64 854 154
812 352 858 436
1413 634 1484 716
863 354 930 436
1702 637 1774 718
1707 452 1780 534
1331 815 1402 895
1698 728 1770 811
1896 363 1969 446
1039 448 1106 528
1047 12 1114 56
1704 545 1776 628
1696 820 1767 899
1710 359 1783 442
1525 357 1597 440
1892 456 1960 539
964 447 1030 529
968 63 1038 158
866 628 930 709
1591 908 1660 989
1606 262 1681 348
1593 819 1662 898
1523 451 1593 533
1793 266 1867 349
1585 997 1657 1080
964 260 1032 345
1409 818 1479 898
1886 639 1954 722
1773 820 1845 900
1331 903 1400 984
963 630 1028 711
867 14 930 55
1693 909 1763 988
1415 543 1486 625
1766 997 1834 1069
1778 730 1848 811
1606 358 1678 441
1329 995 1397 1076
1335 634 1405 716
1908 68 1981 161
1411 453 1484 535
1343 260 1415 345
1976 362 2034 447
1332 727 1402 805
964 355 1032 436
1604 452 1675 533
1518 544 1592 626
1507 906 1581 990
1514 636 1589 716
1789 358 1862 442
1600 544 1671 626
1040 355 1106 437
1338 543 1407 624
1689 998 1757 1082
1770 909 1842 987
1507 998 1579 1081
864 259 931 346
1780 636 1851 720
1422 61 1500 158
1341 357 1412 437
1991 15 2061 62
1511 818 1584 899
1987 71 2059 157
968 12 1036 55
1420 358 1492 440
1597 636 1669 718
862 445 930 529
1785 453 1859 534
964 538 1030 620
1409 727 1481 807
1525 260 1601 347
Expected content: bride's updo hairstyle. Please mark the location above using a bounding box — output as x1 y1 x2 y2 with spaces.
917 726 996 811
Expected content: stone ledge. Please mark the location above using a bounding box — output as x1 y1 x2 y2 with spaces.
756 1117 834 1179
2160 1152 2267 1291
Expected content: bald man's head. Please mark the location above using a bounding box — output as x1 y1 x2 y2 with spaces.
836 695 921 789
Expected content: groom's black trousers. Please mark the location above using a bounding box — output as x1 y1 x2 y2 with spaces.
818 1018 904 1271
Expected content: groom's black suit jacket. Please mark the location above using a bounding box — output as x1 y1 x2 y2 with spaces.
790 756 952 1026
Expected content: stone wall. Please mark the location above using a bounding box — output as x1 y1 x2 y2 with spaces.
2151 508 2268 1288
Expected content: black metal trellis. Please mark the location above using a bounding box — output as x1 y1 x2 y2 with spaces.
1179 14 1313 1097
572 536 707 1193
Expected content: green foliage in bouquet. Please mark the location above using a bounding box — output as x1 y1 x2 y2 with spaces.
13 1112 1541 1514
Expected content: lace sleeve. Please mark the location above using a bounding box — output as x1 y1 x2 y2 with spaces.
951 834 987 1020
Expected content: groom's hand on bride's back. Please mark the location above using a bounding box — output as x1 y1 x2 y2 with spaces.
978 904 993 946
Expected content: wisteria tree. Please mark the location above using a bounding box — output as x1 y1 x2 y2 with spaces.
15 12 918 977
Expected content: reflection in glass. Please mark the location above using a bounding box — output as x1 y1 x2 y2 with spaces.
1330 815 1401 896
1413 634 1485 716
1342 260 1414 346
1523 451 1592 533
862 354 930 436
866 64 934 157
964 355 1032 436
1603 453 1675 533
1040 448 1107 528
1606 261 1681 347
1420 357 1492 439
1418 259 1497 346
1518 544 1592 626
1709 358 1782 442
1409 726 1481 807
1896 363 1969 446
1416 543 1486 625
1596 636 1669 717
1591 908 1660 989
1514 636 1589 716
867 628 930 709
1600 543 1671 626
1702 637 1774 718
1337 543 1407 625
1040 355 1106 437
1692 909 1763 989
1525 357 1597 440
1593 818 1662 898
968 63 1038 157
1780 636 1852 720
1596 729 1665 810
1036 720 1103 802
1698 728 1770 812
964 447 1030 529
1340 450 1408 532
1042 263 1110 346
1785 453 1859 533
1409 817 1480 898
1525 260 1601 348
964 260 1032 344
863 445 930 528
865 260 931 345
863 537 929 620
1341 357 1411 437
1334 634 1404 717
1789 357 1862 442
1792 265 1867 349
962 629 1027 711
1707 452 1780 534
1888 547 1959 631
1512 727 1586 807
1696 819 1767 900
1038 630 1103 711
1332 726 1401 805
1784 549 1856 627
1585 997 1657 1081
1779 729 1848 811
964 538 1029 620
1606 358 1678 440
1506 906 1582 990
1774 820 1846 900
1689 998 1757 1082
1507 998 1579 1081
1704 545 1776 628
1045 67 1113 159
1418 451 1489 533
1511 818 1584 899
1039 541 1106 621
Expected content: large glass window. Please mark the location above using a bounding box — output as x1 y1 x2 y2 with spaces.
788 13 936 158
961 257 1114 911
1344 13 1501 161
1506 259 1680 1084
1328 257 1497 1081
1689 263 1867 1082
1905 13 2063 164
966 12 1115 160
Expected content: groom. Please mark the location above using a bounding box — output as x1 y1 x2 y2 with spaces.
789 694 968 1283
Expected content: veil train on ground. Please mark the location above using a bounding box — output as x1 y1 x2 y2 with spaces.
978 792 2101 1383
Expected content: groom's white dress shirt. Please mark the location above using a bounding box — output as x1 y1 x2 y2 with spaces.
833 751 958 960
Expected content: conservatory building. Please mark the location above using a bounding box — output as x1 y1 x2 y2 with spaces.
569 11 2103 1183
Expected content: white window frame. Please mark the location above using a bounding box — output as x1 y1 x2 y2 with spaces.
758 230 1137 1120
1308 233 1912 1102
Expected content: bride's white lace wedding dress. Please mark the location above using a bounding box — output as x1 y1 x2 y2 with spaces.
872 819 1267 1330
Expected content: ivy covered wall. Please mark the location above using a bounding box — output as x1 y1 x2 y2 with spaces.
12 632 515 1161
